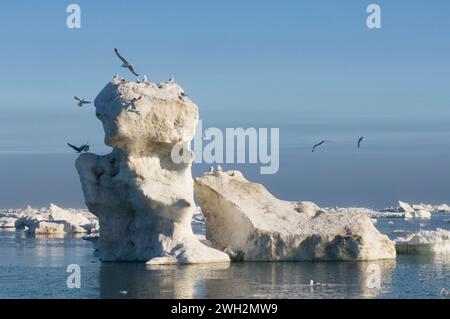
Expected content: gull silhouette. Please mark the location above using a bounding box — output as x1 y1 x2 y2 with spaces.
357 136 364 149
67 142 89 153
312 140 328 152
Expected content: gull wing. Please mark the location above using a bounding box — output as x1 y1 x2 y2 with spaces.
128 65 139 76
114 48 129 65
67 142 82 153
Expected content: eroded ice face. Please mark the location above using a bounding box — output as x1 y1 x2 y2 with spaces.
94 81 199 153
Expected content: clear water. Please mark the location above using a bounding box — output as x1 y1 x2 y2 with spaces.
0 213 449 299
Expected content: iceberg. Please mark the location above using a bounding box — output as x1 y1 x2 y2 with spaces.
194 170 396 261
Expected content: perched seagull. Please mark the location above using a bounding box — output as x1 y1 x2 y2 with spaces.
67 142 89 153
114 48 139 76
357 136 364 149
136 78 141 83
312 140 327 152
142 75 149 83
166 76 175 84
157 82 164 88
74 96 92 107
113 73 119 81
217 164 223 172
208 166 214 173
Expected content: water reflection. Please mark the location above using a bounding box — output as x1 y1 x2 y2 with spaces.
99 260 396 299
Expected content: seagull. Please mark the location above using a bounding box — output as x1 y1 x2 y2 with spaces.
123 96 143 115
357 136 364 149
166 76 175 84
113 73 119 81
142 75 149 83
135 78 141 83
67 142 89 153
74 96 92 107
312 140 327 152
208 166 214 173
217 164 223 172
114 48 139 76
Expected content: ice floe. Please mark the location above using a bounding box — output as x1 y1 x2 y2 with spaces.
1 204 98 235
395 228 450 255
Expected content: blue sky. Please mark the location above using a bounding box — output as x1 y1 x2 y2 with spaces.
1 1 450 208
1 0 449 117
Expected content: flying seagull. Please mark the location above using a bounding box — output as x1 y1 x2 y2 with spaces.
357 136 364 149
114 48 139 76
123 96 143 115
312 140 327 152
74 96 92 107
67 142 89 153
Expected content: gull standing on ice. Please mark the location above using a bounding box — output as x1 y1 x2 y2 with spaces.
142 75 149 83
114 48 139 76
357 136 364 149
166 76 175 84
67 142 89 153
312 140 327 152
74 96 92 107
217 164 223 172
208 166 214 173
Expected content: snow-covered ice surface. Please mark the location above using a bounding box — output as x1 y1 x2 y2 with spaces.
395 228 450 255
0 204 98 235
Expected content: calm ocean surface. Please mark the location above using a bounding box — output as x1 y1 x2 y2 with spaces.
0 213 449 299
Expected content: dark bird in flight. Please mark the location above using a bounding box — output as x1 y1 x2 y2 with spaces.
357 136 364 149
74 96 92 107
312 140 327 152
67 142 89 153
114 48 139 76
123 96 143 116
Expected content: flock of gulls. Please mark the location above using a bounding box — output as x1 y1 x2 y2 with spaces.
67 48 182 153
67 48 366 155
